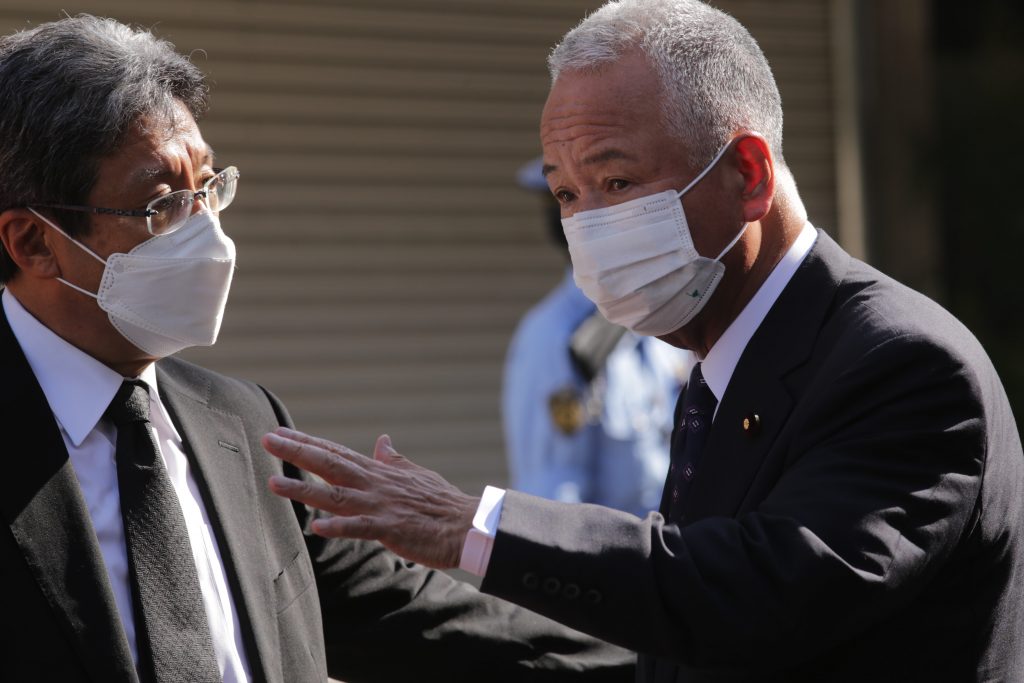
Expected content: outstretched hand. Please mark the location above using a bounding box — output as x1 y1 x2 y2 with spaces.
263 427 480 569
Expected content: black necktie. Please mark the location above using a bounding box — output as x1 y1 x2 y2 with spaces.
106 380 221 683
660 363 718 522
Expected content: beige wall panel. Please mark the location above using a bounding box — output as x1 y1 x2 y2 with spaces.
0 0 838 496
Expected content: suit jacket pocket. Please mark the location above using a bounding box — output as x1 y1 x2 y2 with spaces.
273 549 315 615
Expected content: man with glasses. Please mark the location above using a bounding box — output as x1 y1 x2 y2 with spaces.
0 15 631 683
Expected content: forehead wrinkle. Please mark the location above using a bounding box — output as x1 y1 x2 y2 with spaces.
541 122 630 149
581 148 637 166
132 165 167 181
542 91 645 175
542 102 632 137
125 146 210 190
126 153 175 187
542 107 626 129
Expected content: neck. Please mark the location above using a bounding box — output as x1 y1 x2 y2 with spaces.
658 208 805 356
7 278 156 377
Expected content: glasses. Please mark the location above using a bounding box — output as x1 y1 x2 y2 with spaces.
33 166 240 236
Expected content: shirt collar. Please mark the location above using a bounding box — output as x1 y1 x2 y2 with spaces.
702 222 818 405
2 288 160 447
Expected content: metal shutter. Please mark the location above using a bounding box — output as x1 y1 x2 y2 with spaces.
0 0 840 496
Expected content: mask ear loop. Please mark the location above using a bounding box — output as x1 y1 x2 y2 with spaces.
676 139 737 198
714 222 749 262
673 135 755 263
27 207 105 299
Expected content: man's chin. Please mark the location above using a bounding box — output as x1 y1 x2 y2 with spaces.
655 329 695 352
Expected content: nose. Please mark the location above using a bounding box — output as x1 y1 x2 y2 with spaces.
191 189 210 215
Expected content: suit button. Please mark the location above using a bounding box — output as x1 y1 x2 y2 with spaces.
522 572 539 590
584 589 603 605
542 577 562 595
562 583 581 600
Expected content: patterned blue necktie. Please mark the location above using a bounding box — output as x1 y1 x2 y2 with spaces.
660 363 718 522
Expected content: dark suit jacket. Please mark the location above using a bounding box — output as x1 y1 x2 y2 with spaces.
0 305 634 682
481 232 1024 682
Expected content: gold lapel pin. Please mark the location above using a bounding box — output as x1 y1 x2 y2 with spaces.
742 413 762 436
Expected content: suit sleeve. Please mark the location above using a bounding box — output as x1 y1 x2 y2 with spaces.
258 387 636 683
479 333 987 670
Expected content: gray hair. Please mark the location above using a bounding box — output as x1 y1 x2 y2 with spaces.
548 0 784 169
0 14 209 282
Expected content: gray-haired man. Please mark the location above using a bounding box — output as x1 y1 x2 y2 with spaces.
265 1 1024 681
0 14 633 683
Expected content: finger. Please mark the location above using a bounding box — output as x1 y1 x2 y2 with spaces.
310 514 378 540
267 475 376 515
263 432 368 486
373 434 402 465
272 427 371 464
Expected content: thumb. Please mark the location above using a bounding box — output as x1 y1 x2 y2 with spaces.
374 434 402 464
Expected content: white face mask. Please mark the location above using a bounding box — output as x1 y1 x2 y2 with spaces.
29 207 236 358
562 140 748 337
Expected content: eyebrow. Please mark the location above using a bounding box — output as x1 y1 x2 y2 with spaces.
542 148 638 177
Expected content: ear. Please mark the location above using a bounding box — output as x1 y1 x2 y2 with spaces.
733 134 775 223
0 208 61 279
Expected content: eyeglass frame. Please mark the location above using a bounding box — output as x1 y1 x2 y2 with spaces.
32 166 240 236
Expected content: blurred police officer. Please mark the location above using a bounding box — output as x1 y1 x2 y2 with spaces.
503 158 691 516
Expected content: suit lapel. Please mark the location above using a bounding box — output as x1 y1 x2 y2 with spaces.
683 231 851 521
0 306 138 682
155 365 275 683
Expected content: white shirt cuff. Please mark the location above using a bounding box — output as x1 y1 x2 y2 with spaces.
458 485 506 576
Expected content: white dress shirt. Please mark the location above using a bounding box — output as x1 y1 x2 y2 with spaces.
700 222 818 406
461 223 819 576
3 288 250 682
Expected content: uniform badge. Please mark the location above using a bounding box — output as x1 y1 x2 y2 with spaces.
549 386 585 435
